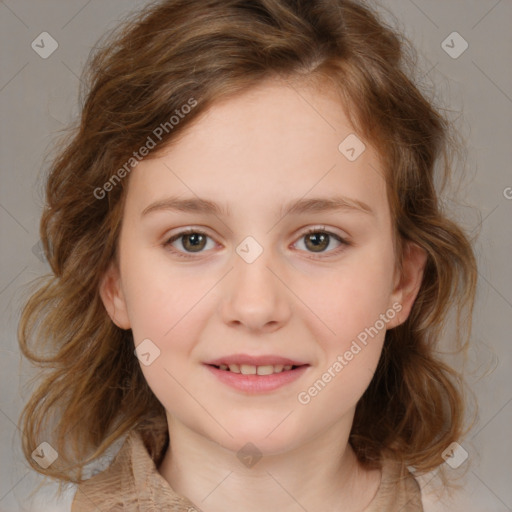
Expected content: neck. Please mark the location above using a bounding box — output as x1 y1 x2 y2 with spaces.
158 414 381 512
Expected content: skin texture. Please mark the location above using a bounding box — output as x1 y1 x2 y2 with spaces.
100 77 427 512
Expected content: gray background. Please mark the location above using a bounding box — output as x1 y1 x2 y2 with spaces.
1 0 511 510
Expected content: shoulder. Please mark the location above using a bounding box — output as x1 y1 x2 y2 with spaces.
71 430 196 512
364 457 424 512
71 433 133 511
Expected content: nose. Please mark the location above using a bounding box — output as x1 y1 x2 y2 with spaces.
219 242 292 333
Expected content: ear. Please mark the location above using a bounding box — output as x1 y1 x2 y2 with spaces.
387 240 428 329
99 260 131 330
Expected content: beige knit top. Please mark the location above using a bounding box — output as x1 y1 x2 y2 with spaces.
71 430 424 511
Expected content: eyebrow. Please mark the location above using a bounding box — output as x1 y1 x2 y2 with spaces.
140 195 375 218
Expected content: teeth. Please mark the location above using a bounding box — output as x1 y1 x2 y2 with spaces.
219 364 297 374
240 364 257 375
256 365 274 375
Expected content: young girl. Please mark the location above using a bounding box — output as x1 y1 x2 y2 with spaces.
18 0 477 510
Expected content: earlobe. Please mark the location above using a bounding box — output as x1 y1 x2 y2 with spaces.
387 241 428 329
98 260 131 329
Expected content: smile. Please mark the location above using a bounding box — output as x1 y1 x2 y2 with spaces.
211 363 302 375
204 363 310 393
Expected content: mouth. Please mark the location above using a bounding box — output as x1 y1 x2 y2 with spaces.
204 357 310 393
203 354 310 376
206 363 307 375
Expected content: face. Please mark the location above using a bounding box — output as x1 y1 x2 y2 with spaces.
100 78 426 455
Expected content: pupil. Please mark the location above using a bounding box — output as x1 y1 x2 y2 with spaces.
184 233 205 251
307 233 328 252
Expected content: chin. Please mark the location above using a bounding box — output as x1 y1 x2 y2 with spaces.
201 414 309 456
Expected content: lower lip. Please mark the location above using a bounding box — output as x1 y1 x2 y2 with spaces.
204 364 309 393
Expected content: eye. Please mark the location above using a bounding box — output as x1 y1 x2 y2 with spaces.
163 226 350 259
293 226 349 257
163 228 216 258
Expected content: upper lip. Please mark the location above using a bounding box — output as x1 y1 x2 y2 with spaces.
204 354 309 367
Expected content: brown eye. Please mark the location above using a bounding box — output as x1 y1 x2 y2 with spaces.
180 232 207 252
164 229 215 257
294 227 349 257
304 232 330 252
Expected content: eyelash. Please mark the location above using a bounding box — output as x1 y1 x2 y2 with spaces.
163 226 350 260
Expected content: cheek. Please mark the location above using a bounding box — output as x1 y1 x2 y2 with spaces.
297 263 392 413
120 249 215 387
292 253 394 413
299 247 395 346
296 338 384 419
120 247 210 340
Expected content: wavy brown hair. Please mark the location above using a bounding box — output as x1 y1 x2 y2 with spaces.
18 0 477 486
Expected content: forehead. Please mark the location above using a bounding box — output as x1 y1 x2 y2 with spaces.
124 78 389 225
